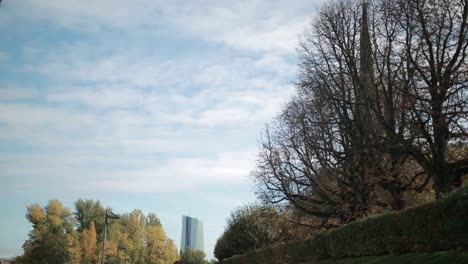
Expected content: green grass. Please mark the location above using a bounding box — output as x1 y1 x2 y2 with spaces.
315 251 468 264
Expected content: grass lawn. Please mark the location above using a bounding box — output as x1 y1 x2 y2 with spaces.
315 251 468 264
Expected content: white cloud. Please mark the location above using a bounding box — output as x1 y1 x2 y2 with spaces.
0 86 38 100
19 41 295 127
6 0 321 54
0 1 327 260
159 0 320 54
0 148 255 193
47 85 145 109
0 103 66 125
8 0 162 31
95 150 256 192
0 0 312 195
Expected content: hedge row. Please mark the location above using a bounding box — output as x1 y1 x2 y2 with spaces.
220 186 468 264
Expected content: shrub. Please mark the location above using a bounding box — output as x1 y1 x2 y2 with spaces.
219 186 468 264
327 186 468 258
214 205 293 261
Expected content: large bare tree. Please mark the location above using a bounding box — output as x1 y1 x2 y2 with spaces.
253 0 383 226
384 0 468 197
252 0 468 226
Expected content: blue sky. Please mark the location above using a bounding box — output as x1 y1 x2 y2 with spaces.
0 0 322 259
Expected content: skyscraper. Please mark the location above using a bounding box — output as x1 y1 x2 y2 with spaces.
180 215 204 253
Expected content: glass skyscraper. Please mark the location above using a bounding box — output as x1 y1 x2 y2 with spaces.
180 215 204 253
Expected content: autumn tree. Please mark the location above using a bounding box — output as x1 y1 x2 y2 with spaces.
81 221 98 263
145 225 178 264
67 233 81 264
121 209 147 263
18 199 174 264
21 200 75 264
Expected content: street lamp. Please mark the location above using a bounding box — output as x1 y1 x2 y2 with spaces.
101 209 121 264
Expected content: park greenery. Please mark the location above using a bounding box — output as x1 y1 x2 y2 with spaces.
218 186 468 263
178 248 214 264
215 0 467 261
15 199 178 264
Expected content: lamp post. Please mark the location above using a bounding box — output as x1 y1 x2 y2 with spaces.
101 209 121 264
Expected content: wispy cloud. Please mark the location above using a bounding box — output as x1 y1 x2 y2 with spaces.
0 86 38 100
6 0 320 54
0 0 324 259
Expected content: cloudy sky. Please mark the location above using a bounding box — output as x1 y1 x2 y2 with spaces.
0 0 323 259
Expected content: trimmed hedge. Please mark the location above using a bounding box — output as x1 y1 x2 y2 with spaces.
220 186 468 264
220 234 328 264
316 251 468 264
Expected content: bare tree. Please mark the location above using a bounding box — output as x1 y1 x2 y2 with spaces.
253 0 384 225
382 0 468 198
252 0 468 230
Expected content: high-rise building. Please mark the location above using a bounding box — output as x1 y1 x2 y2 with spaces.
180 215 204 253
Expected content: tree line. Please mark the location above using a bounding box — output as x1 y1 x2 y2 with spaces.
15 199 178 264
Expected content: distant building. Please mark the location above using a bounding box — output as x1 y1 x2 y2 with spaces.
180 215 204 253
0 258 15 264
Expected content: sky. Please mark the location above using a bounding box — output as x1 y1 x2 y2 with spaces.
0 0 323 259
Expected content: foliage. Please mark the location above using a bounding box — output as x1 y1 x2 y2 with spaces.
180 248 209 264
145 225 178 264
219 186 468 264
74 199 105 238
214 204 303 261
81 221 97 263
316 251 468 264
17 199 176 264
20 200 74 264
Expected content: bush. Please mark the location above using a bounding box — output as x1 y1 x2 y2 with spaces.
214 205 292 261
219 186 468 264
327 185 468 258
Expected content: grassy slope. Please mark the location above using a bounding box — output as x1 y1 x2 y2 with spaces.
314 251 468 264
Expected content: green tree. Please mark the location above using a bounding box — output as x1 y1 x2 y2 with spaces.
147 212 162 227
180 248 209 264
21 200 75 264
125 210 146 263
74 199 105 237
214 205 286 261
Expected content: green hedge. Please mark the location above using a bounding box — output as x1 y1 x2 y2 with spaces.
220 234 328 264
317 251 468 264
220 186 468 264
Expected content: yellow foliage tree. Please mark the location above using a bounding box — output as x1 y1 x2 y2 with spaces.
26 204 45 226
145 225 178 264
163 239 178 264
67 234 81 264
45 199 71 227
81 221 97 263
